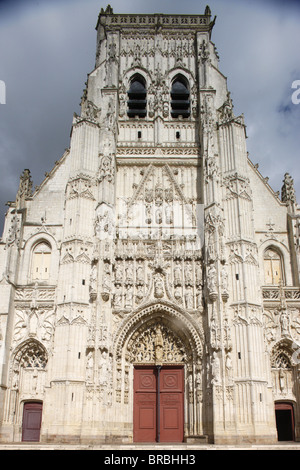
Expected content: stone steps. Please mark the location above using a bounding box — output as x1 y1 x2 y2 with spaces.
0 442 300 450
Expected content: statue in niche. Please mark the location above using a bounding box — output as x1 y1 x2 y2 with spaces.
114 260 123 283
174 285 182 302
207 263 217 293
225 351 233 385
125 261 134 284
106 98 116 130
279 369 286 393
102 262 111 293
113 284 122 308
174 260 182 285
86 351 94 382
135 285 144 304
165 204 173 225
185 286 194 309
136 260 144 284
154 275 164 299
145 204 152 225
196 287 202 308
195 261 202 285
210 316 220 350
155 207 163 225
99 349 109 386
124 285 133 308
280 310 290 337
184 261 193 285
221 265 228 294
211 351 221 385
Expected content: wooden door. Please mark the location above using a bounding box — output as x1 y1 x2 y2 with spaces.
22 402 43 442
160 367 184 442
134 366 184 442
133 367 157 442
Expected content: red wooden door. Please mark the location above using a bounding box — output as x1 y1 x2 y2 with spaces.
22 402 43 442
134 366 184 442
133 367 157 442
160 367 184 442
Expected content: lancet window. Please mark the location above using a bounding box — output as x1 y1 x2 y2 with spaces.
31 241 52 281
127 74 147 118
263 247 284 285
170 75 190 118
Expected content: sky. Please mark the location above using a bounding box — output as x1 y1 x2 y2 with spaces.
0 0 299 233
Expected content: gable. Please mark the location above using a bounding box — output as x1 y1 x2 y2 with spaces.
248 159 288 233
117 163 196 239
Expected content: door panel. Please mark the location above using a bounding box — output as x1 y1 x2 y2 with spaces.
22 402 42 442
160 368 183 442
134 368 157 442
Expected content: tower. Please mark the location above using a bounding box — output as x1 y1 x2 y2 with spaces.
0 6 299 445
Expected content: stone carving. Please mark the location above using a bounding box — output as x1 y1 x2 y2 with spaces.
207 263 217 297
81 100 101 123
94 205 115 239
129 322 186 365
5 214 21 248
15 169 33 209
99 155 115 183
281 172 296 206
211 351 221 385
102 261 111 299
154 273 164 299
89 263 98 300
13 308 55 346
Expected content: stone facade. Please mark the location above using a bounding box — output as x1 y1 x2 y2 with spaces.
0 6 299 444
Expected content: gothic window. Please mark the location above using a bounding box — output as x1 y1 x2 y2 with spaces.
19 342 48 369
11 341 48 393
263 248 283 285
170 75 190 118
127 75 147 118
273 352 292 370
31 242 51 281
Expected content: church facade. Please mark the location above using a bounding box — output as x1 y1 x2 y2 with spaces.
0 6 299 444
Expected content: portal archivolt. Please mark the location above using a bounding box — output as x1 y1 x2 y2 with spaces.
114 302 204 365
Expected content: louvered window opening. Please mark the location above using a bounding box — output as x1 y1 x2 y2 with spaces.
127 78 147 118
171 78 190 118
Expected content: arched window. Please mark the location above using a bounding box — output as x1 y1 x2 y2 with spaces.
127 75 147 118
31 242 51 281
170 76 190 118
263 248 283 285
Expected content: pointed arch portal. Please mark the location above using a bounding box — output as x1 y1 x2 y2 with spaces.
113 302 205 442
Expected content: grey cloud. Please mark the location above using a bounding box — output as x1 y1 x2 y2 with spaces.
0 0 299 233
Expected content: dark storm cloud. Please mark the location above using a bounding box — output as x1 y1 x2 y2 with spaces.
0 0 299 234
